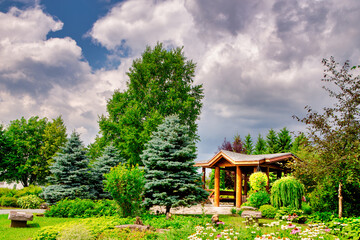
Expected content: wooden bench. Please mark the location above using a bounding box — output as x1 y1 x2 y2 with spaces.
8 211 33 228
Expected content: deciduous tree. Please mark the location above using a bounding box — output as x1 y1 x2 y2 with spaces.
96 43 204 166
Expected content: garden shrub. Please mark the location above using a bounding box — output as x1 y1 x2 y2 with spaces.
57 224 95 240
104 164 144 217
249 172 267 193
270 176 304 209
98 228 157 240
45 198 118 218
246 190 270 208
327 217 360 239
274 207 304 220
301 202 312 215
0 188 16 197
306 211 336 223
17 195 43 209
0 196 18 207
14 185 43 197
259 204 277 218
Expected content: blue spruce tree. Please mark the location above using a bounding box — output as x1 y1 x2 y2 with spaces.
91 143 124 199
42 132 94 203
141 115 208 213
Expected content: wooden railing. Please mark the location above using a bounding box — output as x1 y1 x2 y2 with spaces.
206 189 247 203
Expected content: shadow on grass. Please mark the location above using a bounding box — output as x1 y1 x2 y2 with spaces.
27 223 40 228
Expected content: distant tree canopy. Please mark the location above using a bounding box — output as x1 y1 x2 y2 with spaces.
0 116 67 186
94 43 204 166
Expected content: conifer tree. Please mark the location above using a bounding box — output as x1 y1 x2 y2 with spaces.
42 132 94 203
254 134 267 154
266 129 280 153
244 134 254 154
277 127 292 152
91 143 124 199
141 115 208 214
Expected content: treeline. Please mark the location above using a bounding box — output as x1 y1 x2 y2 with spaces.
218 128 304 155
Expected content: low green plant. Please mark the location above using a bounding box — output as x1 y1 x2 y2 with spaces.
301 202 312 215
259 204 277 218
57 224 95 240
271 176 304 209
33 216 134 240
104 164 145 217
274 207 303 220
45 198 118 218
246 190 270 208
306 211 336 223
98 228 157 240
17 195 43 209
236 209 244 217
327 217 360 239
0 188 16 197
14 185 43 197
230 207 237 215
0 196 18 207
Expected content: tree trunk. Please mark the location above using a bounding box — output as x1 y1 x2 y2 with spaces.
165 205 171 214
338 182 343 218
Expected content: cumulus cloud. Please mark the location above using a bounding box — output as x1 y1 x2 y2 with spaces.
89 0 360 160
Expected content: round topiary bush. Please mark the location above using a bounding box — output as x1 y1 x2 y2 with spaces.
249 172 267 193
259 204 277 218
246 190 270 208
270 176 304 209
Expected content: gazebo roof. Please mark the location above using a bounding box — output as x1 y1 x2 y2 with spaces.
194 150 296 167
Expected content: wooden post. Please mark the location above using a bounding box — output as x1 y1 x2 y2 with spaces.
253 166 257 173
266 167 270 192
233 169 236 206
338 182 343 218
202 167 206 189
244 172 248 196
236 166 242 208
214 167 220 207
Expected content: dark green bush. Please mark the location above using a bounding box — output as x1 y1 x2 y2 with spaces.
17 195 43 209
259 204 277 218
306 211 336 223
246 190 270 208
0 196 18 207
45 198 118 218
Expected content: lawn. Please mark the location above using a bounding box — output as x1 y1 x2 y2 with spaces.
0 214 75 240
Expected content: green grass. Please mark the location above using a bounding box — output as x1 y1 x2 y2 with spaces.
0 214 75 240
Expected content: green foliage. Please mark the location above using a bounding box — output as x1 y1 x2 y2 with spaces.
33 216 134 240
45 198 118 218
230 207 237 215
98 228 157 240
301 202 312 215
274 207 304 220
0 116 66 186
104 164 144 217
0 196 18 207
141 115 208 213
244 134 254 154
277 127 292 152
293 57 360 217
249 172 267 192
259 204 277 218
96 43 204 166
15 185 43 197
246 190 270 209
57 224 95 240
266 129 280 153
41 132 94 204
271 176 304 209
306 211 336 223
0 188 16 197
327 217 360 239
17 195 43 209
91 144 124 199
254 134 267 154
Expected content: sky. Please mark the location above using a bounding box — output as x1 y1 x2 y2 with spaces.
1 0 360 161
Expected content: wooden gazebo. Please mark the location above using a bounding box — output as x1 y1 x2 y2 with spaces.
194 150 298 208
